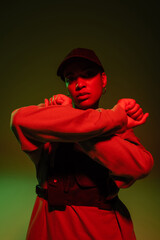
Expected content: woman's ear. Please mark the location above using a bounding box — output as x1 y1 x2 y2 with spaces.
101 72 107 88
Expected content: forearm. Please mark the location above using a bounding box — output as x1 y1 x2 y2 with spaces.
79 130 154 187
10 103 127 152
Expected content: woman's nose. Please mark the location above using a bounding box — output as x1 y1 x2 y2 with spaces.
75 77 86 90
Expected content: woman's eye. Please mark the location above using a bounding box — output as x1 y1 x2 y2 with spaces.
69 77 75 82
65 77 76 84
65 77 72 81
81 71 96 78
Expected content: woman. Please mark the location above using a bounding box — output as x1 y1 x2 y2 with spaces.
11 48 153 240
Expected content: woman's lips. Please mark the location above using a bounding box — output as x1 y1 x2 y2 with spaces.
77 93 90 100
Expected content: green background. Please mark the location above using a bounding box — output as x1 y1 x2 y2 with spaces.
0 1 160 239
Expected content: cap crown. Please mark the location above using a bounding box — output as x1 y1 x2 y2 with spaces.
57 48 104 81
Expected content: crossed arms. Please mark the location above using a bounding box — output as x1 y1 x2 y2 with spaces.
11 96 153 187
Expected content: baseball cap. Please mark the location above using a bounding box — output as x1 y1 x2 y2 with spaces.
57 48 104 81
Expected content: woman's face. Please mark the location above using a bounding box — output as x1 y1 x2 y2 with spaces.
64 59 107 109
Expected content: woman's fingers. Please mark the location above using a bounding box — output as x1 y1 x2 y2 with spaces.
127 112 149 128
137 112 149 125
48 94 72 106
52 95 58 105
136 112 144 121
118 98 149 127
45 98 49 107
118 98 136 110
127 107 143 120
125 99 136 110
126 103 140 115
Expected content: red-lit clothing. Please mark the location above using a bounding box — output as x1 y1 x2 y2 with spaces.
11 103 153 240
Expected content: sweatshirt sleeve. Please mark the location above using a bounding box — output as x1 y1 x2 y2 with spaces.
79 129 154 188
10 103 127 152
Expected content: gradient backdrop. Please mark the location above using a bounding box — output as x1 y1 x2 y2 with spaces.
0 1 160 239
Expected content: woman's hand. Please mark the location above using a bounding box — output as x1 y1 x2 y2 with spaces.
45 94 72 107
118 98 149 128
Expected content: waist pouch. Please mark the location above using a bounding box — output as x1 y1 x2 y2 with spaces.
36 176 117 210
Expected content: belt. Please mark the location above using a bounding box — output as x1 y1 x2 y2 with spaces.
36 184 118 210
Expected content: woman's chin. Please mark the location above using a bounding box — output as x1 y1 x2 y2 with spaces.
75 100 99 110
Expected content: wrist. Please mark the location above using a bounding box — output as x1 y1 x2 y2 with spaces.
111 104 128 133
